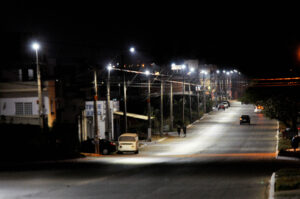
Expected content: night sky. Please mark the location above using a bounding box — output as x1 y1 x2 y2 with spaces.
2 2 300 78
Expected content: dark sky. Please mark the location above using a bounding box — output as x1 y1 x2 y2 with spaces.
2 2 300 77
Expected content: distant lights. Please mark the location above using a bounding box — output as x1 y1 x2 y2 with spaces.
201 70 208 75
145 70 150 76
216 70 220 74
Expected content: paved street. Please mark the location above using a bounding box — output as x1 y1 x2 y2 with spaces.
0 102 296 199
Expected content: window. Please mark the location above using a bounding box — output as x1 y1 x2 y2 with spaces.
15 102 23 115
24 103 33 115
15 102 33 115
28 69 34 80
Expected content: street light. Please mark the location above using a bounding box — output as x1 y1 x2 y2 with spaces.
106 64 113 140
200 70 208 113
145 70 151 141
188 67 194 123
122 47 136 133
32 42 43 129
130 47 135 53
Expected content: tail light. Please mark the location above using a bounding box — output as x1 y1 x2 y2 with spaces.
110 142 116 146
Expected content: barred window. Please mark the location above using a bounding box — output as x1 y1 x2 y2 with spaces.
24 102 33 115
15 102 24 115
15 102 33 115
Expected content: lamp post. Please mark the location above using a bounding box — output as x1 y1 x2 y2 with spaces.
32 42 44 129
201 70 208 113
107 64 112 140
145 70 151 141
181 65 186 126
122 47 135 133
93 69 100 154
188 67 194 123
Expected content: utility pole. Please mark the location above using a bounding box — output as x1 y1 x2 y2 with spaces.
160 80 164 136
147 76 151 141
189 83 192 123
169 82 173 131
182 74 185 126
106 67 112 140
35 48 44 130
93 69 100 154
203 73 206 113
123 73 128 133
32 43 44 130
197 90 200 118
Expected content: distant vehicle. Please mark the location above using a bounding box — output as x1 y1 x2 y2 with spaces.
254 105 264 113
223 101 230 107
221 102 229 108
81 138 117 155
240 115 250 125
118 133 139 154
218 104 225 110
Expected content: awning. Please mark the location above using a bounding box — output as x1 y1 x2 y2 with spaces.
114 111 155 120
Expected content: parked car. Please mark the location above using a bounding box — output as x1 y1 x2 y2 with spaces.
118 133 139 154
81 138 116 155
240 115 250 125
221 102 229 108
223 101 230 107
99 139 117 155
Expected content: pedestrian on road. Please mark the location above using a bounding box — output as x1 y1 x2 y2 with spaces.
183 125 187 137
177 126 181 137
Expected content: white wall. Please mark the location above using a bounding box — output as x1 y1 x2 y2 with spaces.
0 97 49 116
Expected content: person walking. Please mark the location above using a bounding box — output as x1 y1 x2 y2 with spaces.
183 125 187 137
177 125 181 137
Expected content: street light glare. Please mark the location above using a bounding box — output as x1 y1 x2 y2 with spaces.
130 47 135 53
107 64 113 71
190 67 195 73
145 70 150 76
181 65 186 70
32 42 40 50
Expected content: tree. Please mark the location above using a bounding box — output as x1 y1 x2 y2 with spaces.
242 86 299 131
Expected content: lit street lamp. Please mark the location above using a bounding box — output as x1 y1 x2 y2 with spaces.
200 70 208 113
145 70 151 141
32 42 44 129
106 64 113 140
123 47 136 133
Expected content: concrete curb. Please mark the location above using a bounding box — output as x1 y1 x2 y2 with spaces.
269 172 275 199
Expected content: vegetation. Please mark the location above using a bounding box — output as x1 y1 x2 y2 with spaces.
241 86 299 131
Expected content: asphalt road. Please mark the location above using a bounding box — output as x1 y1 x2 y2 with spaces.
0 102 297 199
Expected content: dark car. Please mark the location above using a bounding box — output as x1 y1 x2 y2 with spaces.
81 138 117 155
240 115 250 125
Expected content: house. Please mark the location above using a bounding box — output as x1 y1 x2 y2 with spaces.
0 80 56 127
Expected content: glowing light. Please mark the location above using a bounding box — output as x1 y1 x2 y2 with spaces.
32 42 40 50
145 70 150 76
107 64 113 71
130 47 135 53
